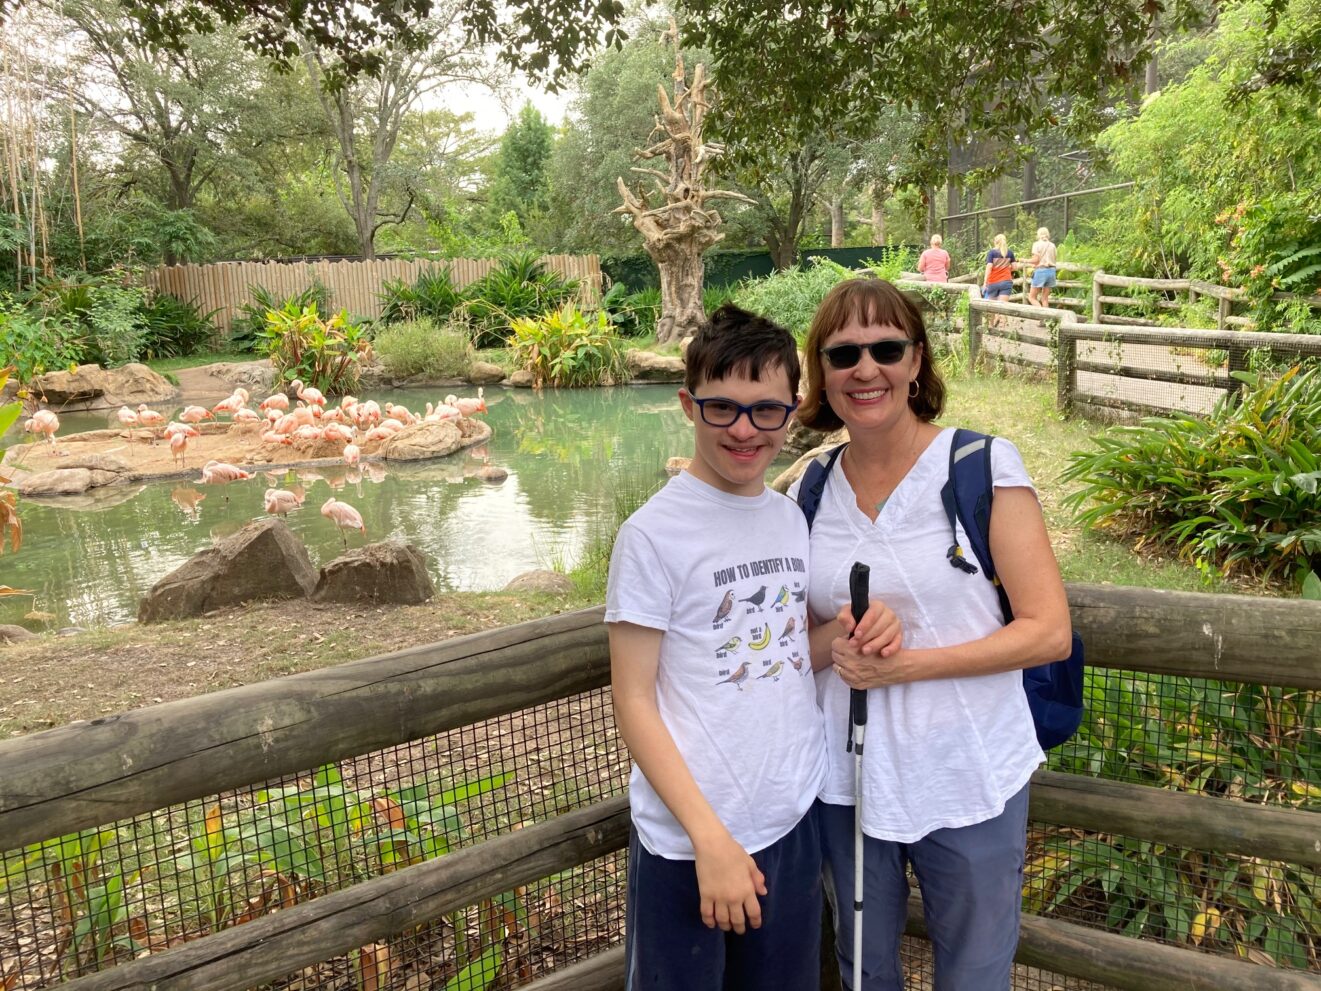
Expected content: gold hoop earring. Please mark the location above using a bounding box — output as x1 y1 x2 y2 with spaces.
908 380 919 399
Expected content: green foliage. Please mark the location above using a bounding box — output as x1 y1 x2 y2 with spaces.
374 318 473 380
256 303 372 395
730 257 854 339
229 281 334 353
139 293 220 359
510 303 628 387
864 247 918 283
461 251 580 348
379 266 464 324
0 294 81 384
20 274 156 367
1063 364 1321 590
487 103 553 230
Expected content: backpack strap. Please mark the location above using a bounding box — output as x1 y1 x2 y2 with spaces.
941 428 1014 623
795 443 847 530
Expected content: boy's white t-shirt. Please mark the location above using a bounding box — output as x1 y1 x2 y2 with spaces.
789 428 1045 842
606 470 828 860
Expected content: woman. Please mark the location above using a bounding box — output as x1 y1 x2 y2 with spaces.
915 234 951 283
794 278 1072 990
1027 227 1058 307
981 233 1015 300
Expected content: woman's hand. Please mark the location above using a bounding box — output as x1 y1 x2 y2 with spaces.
831 598 907 689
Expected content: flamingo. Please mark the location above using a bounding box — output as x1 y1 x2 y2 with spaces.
321 497 365 546
212 393 246 417
290 379 326 407
447 388 487 417
232 407 262 425
179 405 213 424
384 403 415 426
261 429 292 446
136 404 166 441
362 426 395 444
292 425 325 445
170 485 206 519
263 488 304 517
169 430 190 467
428 402 461 421
259 393 290 413
322 422 355 445
163 422 200 440
24 409 60 452
116 405 139 441
200 460 254 502
342 443 361 467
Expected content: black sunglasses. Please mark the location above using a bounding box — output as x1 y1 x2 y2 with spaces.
820 339 916 369
688 394 798 430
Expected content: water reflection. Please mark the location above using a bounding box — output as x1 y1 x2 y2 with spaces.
2 385 698 629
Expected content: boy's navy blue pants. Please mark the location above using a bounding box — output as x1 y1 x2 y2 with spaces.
625 806 821 991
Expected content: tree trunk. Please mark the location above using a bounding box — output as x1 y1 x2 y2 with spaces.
829 197 845 247
924 186 936 239
870 183 887 245
654 247 706 344
1022 150 1037 204
945 180 962 242
1145 47 1159 94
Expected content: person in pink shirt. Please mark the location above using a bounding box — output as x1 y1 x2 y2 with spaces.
916 234 951 283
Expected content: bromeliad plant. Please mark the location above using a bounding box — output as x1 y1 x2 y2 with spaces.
1063 364 1321 592
462 251 580 348
510 304 629 388
257 302 372 397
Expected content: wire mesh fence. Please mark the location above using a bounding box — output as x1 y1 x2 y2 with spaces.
3 616 1319 988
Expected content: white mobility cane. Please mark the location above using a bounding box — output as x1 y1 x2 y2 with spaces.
847 562 870 991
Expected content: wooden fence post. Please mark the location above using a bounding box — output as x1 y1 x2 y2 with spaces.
1092 271 1104 324
1217 294 1231 331
1056 323 1077 414
966 292 982 369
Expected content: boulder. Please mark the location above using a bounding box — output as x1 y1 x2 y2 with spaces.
508 369 535 388
665 456 691 476
474 463 508 483
466 361 506 385
783 419 844 459
769 432 849 495
31 363 176 410
192 360 276 395
0 624 36 643
138 518 317 622
625 349 685 382
356 360 392 391
18 468 95 497
378 419 463 461
312 540 434 605
503 570 575 596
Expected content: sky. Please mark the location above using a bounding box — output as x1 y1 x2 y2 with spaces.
445 75 575 137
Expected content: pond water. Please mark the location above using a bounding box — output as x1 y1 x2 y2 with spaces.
1 385 731 630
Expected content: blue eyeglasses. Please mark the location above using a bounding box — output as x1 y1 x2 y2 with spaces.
689 394 799 430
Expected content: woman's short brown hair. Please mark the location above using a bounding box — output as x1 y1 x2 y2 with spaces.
798 278 945 430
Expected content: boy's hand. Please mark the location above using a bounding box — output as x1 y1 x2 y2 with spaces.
693 831 767 934
836 598 903 658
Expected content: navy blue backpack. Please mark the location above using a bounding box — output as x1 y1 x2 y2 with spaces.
795 429 1085 750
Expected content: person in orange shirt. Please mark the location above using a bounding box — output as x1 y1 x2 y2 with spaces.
981 234 1016 300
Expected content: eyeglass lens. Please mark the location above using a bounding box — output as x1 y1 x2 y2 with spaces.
698 399 792 429
822 340 912 368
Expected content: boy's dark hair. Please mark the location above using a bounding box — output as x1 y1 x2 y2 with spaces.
684 303 801 396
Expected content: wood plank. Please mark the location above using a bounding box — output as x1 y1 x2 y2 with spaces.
1095 274 1193 292
1066 584 1321 687
1073 359 1230 389
904 894 1321 990
59 797 630 991
521 946 625 990
1063 324 1321 354
0 607 611 849
1070 389 1211 418
1029 770 1321 869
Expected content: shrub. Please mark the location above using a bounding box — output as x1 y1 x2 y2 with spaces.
0 295 80 385
229 280 333 353
509 303 628 388
1063 364 1321 591
257 303 372 396
378 267 464 325
374 318 472 380
731 257 854 339
462 251 580 348
139 293 218 359
22 273 151 367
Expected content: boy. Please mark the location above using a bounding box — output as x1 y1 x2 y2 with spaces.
606 304 897 990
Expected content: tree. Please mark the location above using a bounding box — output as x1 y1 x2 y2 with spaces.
724 139 844 268
614 28 751 343
0 0 629 90
487 103 553 232
303 0 499 258
683 0 1209 188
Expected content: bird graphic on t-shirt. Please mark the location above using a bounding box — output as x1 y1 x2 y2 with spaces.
739 586 768 609
713 589 735 624
758 660 784 682
716 635 742 654
716 662 750 690
789 656 805 674
771 585 790 609
778 616 797 641
792 587 807 603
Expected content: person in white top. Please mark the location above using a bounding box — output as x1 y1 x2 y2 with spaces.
1027 226 1059 308
791 278 1072 990
607 303 900 991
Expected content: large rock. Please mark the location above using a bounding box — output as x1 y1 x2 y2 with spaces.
138 518 317 622
16 452 137 496
770 432 848 495
504 569 575 596
783 419 843 459
466 361 506 385
355 360 391 391
31 363 176 410
508 369 535 388
312 540 434 605
193 360 276 395
0 625 36 643
625 349 685 382
378 419 463 461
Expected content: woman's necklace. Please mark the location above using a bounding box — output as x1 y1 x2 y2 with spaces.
845 429 930 518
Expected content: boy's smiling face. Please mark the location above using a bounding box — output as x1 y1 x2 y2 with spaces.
679 364 795 497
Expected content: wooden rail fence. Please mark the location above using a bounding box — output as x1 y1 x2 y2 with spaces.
146 254 603 333
3 587 1321 990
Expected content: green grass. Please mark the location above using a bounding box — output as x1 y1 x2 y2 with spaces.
936 369 1241 594
145 351 243 374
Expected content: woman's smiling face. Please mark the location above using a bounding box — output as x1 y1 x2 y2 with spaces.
820 318 922 433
